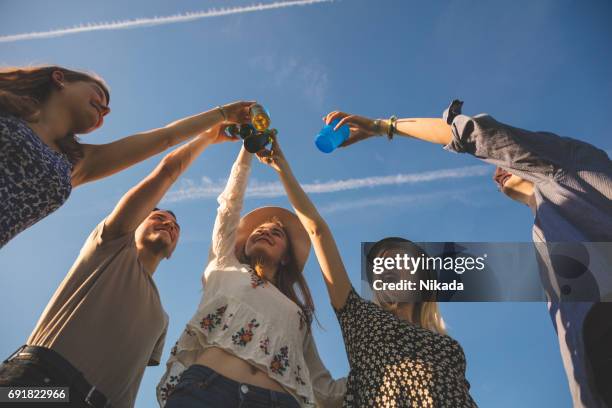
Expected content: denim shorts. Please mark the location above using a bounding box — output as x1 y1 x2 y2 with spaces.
165 364 301 408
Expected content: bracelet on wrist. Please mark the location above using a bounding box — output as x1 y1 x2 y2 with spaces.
387 115 398 140
373 119 383 136
217 105 227 121
373 119 390 137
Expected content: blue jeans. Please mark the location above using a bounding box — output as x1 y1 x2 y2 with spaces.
165 365 301 408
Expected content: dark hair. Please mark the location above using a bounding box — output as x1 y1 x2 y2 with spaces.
0 65 110 165
152 207 177 220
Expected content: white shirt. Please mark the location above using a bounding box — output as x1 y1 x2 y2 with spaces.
157 148 346 407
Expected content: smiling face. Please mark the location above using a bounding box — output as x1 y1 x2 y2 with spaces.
376 248 426 303
135 210 180 259
62 80 110 134
367 239 435 304
493 167 535 205
244 221 290 280
52 70 110 134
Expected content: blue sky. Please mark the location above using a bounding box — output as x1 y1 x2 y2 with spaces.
1 0 611 406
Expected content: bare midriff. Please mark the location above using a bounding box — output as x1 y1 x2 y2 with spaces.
195 346 286 392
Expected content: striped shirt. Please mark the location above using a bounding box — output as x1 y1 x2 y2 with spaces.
443 100 612 408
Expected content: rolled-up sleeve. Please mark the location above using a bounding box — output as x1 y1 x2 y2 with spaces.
442 100 580 181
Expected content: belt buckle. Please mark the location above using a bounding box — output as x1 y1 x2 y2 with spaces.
85 386 103 407
84 386 111 408
3 345 27 363
85 386 95 406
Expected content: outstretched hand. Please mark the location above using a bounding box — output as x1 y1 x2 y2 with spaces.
255 130 288 172
323 111 382 147
206 123 240 145
221 100 257 124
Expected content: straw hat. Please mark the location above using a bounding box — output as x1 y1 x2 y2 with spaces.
235 207 311 272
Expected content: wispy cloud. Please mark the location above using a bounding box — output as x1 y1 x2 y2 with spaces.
249 55 329 107
162 165 490 203
319 188 479 214
0 0 334 43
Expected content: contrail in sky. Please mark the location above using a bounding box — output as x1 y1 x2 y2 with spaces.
162 165 491 203
0 0 333 43
319 188 482 214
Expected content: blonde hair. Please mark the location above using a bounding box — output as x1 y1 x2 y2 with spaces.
376 299 447 335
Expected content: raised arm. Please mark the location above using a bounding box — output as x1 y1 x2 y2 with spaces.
103 124 236 240
324 110 452 146
71 101 254 187
256 135 351 310
207 146 253 269
324 102 605 180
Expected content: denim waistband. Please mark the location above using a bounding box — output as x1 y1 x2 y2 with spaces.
179 364 299 406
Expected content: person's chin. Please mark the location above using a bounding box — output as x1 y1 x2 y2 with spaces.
252 239 273 250
249 245 275 260
146 235 173 253
74 121 98 135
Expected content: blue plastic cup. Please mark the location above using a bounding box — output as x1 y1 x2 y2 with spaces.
315 119 350 153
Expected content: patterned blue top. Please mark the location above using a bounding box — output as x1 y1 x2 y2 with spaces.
0 112 73 248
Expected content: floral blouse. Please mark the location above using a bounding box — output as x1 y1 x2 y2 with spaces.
336 288 477 408
157 148 346 408
0 112 72 248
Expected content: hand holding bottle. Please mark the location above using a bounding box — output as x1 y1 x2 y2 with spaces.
219 101 257 124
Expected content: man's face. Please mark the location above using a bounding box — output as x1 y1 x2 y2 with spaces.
135 210 180 258
493 167 535 205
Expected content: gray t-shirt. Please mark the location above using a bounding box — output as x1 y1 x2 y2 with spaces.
443 101 612 408
28 219 169 408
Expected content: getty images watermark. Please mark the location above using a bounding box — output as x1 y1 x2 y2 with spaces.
371 251 487 291
361 240 612 302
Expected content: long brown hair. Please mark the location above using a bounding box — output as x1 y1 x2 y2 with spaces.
244 217 316 330
0 65 110 164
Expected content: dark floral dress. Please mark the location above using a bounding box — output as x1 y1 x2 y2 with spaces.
335 288 478 407
0 112 72 248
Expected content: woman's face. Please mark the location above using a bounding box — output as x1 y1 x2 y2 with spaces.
244 222 289 268
59 77 110 134
371 247 431 304
376 249 418 301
